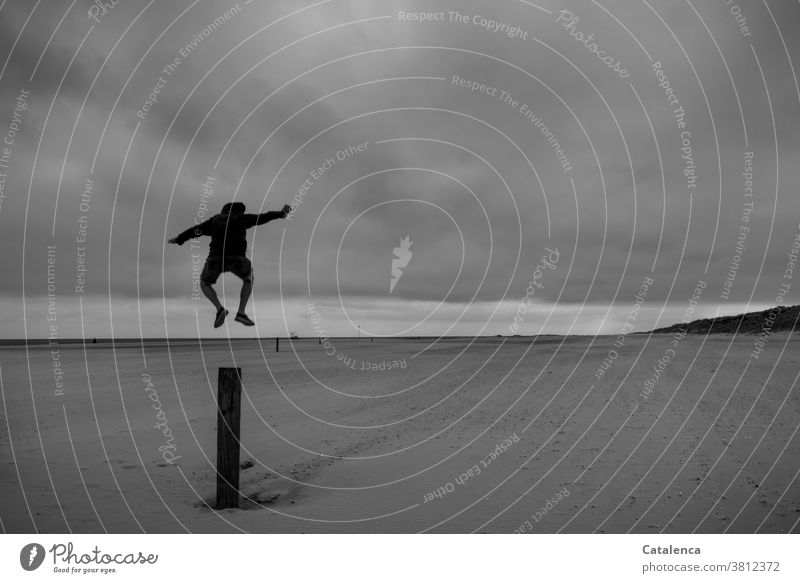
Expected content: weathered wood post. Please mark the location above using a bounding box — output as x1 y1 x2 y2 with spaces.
217 367 241 509
276 337 279 352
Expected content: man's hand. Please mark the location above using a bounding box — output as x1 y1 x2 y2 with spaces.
168 237 179 245
281 204 292 217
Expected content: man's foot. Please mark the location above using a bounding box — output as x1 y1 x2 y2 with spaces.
235 312 255 326
214 307 228 328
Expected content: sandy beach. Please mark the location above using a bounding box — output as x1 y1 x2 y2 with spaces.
1 333 798 533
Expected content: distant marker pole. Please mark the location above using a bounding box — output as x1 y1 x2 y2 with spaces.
216 367 241 509
276 337 279 352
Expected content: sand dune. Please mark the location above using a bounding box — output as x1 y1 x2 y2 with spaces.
652 304 799 335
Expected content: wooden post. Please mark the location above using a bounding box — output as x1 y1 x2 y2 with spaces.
216 367 241 509
276 337 279 352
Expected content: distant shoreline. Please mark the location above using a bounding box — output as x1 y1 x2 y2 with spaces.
3 305 796 346
2 330 797 347
0 335 568 346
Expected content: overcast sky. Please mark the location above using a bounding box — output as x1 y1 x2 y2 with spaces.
1 0 798 338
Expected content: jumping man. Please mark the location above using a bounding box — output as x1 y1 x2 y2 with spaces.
169 201 291 328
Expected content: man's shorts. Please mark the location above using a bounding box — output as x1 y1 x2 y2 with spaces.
200 256 252 284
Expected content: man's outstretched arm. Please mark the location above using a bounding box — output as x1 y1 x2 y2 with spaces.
168 219 212 245
244 205 292 227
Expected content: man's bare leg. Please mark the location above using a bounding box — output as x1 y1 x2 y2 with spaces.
201 280 229 327
201 280 223 311
234 277 255 326
237 278 252 315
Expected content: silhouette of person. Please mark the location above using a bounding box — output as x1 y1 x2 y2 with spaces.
169 202 291 328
